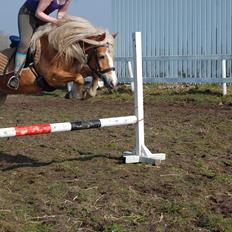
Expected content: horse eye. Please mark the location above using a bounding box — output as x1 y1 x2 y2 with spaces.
98 55 105 59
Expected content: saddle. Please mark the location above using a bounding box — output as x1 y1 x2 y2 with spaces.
0 35 41 76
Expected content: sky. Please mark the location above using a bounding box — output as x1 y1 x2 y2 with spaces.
0 0 112 35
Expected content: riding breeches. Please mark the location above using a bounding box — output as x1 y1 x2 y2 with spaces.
17 4 45 53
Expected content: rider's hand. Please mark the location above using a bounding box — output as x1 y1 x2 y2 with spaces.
53 18 63 26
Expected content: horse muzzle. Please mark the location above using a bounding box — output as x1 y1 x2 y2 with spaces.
98 68 118 90
103 75 118 90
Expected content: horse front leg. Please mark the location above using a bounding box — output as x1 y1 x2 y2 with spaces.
46 69 86 99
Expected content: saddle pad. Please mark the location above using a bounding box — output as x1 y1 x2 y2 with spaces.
0 48 16 75
0 40 41 76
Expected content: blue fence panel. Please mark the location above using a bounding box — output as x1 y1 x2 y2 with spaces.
112 0 232 83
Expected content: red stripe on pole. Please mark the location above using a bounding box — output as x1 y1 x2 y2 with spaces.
15 124 52 136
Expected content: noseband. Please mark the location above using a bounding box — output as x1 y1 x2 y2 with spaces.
86 45 115 79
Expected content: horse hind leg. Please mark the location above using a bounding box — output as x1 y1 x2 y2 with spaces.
0 91 7 106
65 82 76 99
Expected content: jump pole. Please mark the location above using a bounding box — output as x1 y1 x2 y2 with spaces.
0 32 166 165
0 116 137 137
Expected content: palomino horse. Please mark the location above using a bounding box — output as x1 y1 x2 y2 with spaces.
0 16 117 105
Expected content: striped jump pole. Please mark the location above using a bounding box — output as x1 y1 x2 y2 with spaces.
0 32 166 165
0 116 137 138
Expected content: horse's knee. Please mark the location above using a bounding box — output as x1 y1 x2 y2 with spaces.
74 75 85 85
82 88 97 100
88 88 97 97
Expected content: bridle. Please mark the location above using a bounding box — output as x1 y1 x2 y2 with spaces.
85 45 116 80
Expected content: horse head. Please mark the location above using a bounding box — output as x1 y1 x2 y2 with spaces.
83 32 118 90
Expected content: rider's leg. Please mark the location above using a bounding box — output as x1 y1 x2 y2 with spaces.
8 5 36 89
15 51 27 73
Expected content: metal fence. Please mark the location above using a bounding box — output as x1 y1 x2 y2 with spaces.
115 55 232 84
112 0 232 83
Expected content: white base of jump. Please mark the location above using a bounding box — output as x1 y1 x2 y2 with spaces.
123 145 166 165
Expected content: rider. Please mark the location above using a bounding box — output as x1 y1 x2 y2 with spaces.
7 0 72 90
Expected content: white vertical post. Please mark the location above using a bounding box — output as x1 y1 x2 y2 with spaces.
127 61 134 92
222 59 227 96
123 32 166 164
133 32 145 156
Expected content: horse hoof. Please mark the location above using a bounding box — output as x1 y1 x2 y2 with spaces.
64 92 72 99
81 90 88 100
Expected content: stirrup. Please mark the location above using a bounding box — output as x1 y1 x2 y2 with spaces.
7 75 20 90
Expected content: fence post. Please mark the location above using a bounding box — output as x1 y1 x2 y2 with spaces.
127 61 134 92
222 59 227 96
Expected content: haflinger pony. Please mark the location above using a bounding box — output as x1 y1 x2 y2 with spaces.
0 16 118 104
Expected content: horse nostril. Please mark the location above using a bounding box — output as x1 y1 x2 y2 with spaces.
110 81 115 88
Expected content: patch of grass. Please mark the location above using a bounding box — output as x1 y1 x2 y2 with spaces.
92 82 232 106
197 213 232 232
66 207 78 217
19 222 52 232
188 202 206 217
0 211 6 220
54 161 79 175
49 181 69 199
103 224 126 232
15 205 37 222
162 201 183 215
214 174 232 184
223 159 232 166
73 191 88 203
194 160 217 179
168 166 186 181
199 167 217 179
79 207 91 218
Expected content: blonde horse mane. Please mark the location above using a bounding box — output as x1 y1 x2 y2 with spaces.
30 16 115 64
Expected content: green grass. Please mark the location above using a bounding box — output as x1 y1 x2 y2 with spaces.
103 224 127 232
49 181 69 199
19 222 52 232
99 83 232 106
197 213 232 232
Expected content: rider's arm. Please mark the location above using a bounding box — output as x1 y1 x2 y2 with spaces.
57 0 72 19
35 0 59 25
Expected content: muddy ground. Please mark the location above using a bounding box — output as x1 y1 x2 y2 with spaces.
0 86 232 232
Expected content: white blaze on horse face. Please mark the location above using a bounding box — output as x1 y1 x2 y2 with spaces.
106 52 118 87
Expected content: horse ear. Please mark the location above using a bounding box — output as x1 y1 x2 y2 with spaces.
112 32 118 39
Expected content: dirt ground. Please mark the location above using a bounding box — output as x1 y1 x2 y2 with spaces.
0 86 232 232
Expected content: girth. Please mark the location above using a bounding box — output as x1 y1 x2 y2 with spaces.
29 64 57 92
